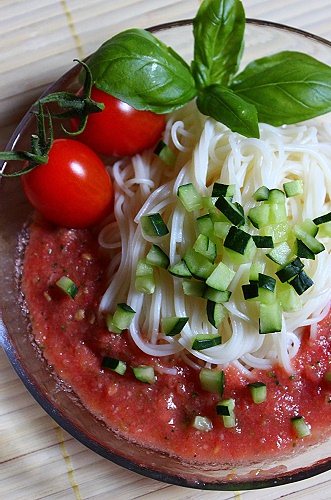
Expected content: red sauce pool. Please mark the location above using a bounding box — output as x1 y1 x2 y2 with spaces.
21 222 331 464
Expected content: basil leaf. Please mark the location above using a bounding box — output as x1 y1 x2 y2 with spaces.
231 51 331 125
192 0 245 89
197 85 259 138
86 28 197 113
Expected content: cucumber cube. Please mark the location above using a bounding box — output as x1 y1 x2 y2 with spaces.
248 204 270 229
199 368 225 395
266 188 286 204
268 203 287 224
277 286 302 312
253 185 270 201
183 247 215 280
193 234 217 263
205 261 235 291
196 214 214 238
141 213 169 237
177 183 202 212
113 303 136 330
283 179 303 197
161 316 189 336
206 301 227 328
259 300 282 334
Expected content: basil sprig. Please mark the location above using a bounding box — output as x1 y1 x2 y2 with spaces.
85 28 197 113
197 85 259 138
191 0 245 89
85 0 331 139
230 51 331 125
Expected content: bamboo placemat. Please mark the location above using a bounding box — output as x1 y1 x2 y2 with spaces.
1 1 331 498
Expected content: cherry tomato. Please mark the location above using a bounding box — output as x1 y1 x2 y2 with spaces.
71 87 166 157
21 138 113 229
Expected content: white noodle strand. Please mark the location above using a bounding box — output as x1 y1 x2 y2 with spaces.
99 108 331 374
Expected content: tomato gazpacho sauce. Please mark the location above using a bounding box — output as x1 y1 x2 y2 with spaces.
21 221 331 464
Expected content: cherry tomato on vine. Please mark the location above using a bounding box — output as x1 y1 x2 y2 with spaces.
21 138 113 229
71 87 166 157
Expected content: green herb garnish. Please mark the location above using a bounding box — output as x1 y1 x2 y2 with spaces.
83 0 331 138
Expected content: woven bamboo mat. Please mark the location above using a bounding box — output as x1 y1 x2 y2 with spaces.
1 1 331 498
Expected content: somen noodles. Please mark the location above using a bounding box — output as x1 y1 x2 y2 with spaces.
98 102 331 376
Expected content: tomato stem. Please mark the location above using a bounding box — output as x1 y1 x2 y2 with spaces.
0 103 52 177
37 60 104 136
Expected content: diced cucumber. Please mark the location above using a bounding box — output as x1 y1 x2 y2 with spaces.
199 368 225 395
247 204 270 229
192 334 222 350
216 398 236 428
177 183 202 212
252 235 274 248
145 244 170 268
183 247 215 280
196 214 214 238
168 259 192 278
223 226 251 254
253 185 270 201
259 300 282 334
293 225 324 255
268 202 287 224
242 281 259 301
248 382 267 404
265 188 286 204
106 314 123 334
290 416 311 438
248 204 270 229
193 234 217 263
132 365 156 384
295 239 316 260
215 195 245 226
260 220 291 244
316 221 331 238
192 415 213 432
257 288 276 305
135 259 155 294
212 183 236 198
258 273 276 292
213 221 232 239
283 179 303 197
113 303 136 330
223 226 256 264
154 140 176 167
56 276 78 299
136 258 154 277
298 218 318 237
289 270 314 295
161 316 189 336
205 261 236 291
203 287 231 303
258 288 276 305
138 272 157 294
201 196 217 210
266 241 292 265
275 257 304 283
258 274 277 304
249 262 265 281
141 213 169 237
313 211 331 226
182 280 206 297
277 285 302 312
101 356 127 375
206 300 227 328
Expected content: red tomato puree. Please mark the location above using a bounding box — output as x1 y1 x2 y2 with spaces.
21 221 331 464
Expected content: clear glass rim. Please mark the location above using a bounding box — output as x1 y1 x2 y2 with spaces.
1 18 331 491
